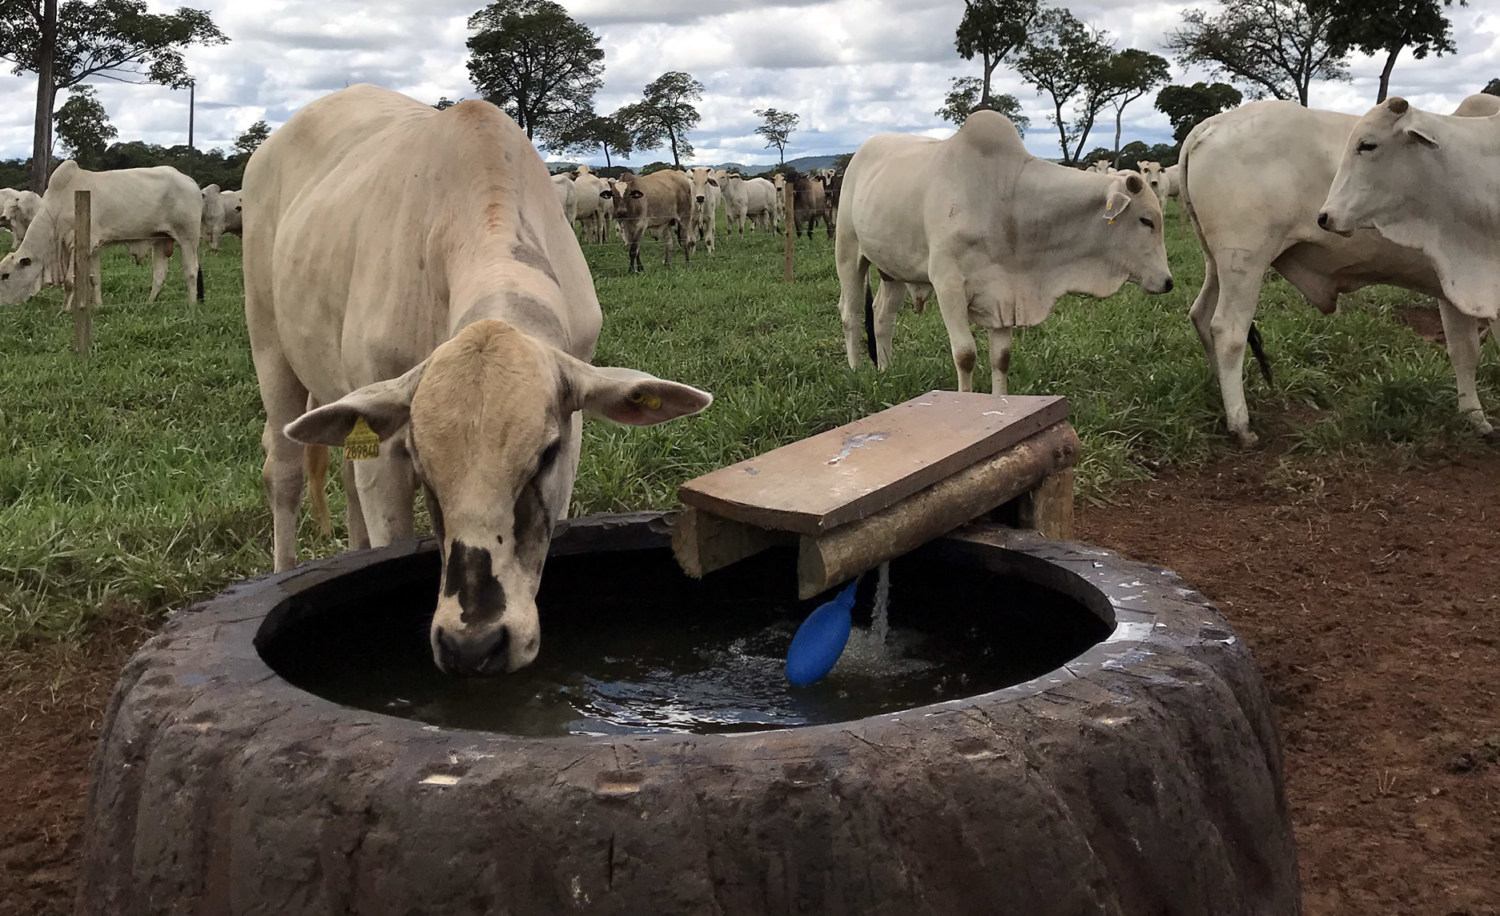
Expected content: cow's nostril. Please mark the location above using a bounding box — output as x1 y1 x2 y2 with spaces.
1164 277 1174 293
1317 212 1330 230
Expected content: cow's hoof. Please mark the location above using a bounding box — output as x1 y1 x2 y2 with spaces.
1482 427 1500 447
1232 429 1260 449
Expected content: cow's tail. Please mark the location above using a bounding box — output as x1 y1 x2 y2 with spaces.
1247 323 1272 385
305 444 332 536
196 266 205 301
864 277 877 363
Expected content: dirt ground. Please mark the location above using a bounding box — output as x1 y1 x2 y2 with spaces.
3 448 1498 916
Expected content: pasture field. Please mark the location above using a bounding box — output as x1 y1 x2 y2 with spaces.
0 201 1494 649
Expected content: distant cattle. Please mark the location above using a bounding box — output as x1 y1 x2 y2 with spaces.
601 170 695 272
220 190 244 239
686 166 721 253
837 111 1172 392
792 173 833 239
1088 159 1113 173
571 171 612 243
1182 94 1500 447
743 177 778 231
0 160 202 309
769 172 788 229
0 188 41 244
1136 161 1180 201
823 173 843 229
244 85 711 675
551 174 578 226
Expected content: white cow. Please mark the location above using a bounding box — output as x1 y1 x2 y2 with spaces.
769 172 788 230
246 85 711 675
1320 96 1500 327
1183 95 1500 447
1089 159 1113 173
720 173 750 233
201 183 228 250
1162 164 1181 199
1137 161 1180 201
837 110 1173 393
571 171 611 243
0 160 201 309
686 166 721 253
0 189 42 244
219 189 244 239
743 177 778 231
551 173 578 226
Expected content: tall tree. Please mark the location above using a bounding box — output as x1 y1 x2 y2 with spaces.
935 76 1029 135
1485 78 1500 96
753 108 798 164
1102 49 1171 166
554 110 634 167
619 71 703 168
433 96 461 110
1166 0 1348 106
1316 0 1466 103
465 0 604 147
953 0 1041 107
1154 81 1243 143
234 120 270 158
53 83 115 167
1015 8 1115 165
0 0 227 192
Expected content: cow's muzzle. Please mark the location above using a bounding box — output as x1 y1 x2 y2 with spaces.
434 624 512 676
1316 211 1354 237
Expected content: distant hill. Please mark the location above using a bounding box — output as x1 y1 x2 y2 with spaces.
544 154 853 175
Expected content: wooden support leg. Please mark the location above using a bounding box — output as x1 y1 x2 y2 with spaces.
1017 468 1075 540
673 507 794 579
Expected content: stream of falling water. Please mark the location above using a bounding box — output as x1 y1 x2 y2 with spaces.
833 562 902 675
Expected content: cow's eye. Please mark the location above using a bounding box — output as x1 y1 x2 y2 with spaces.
1139 217 1155 230
537 438 562 472
1356 140 1378 153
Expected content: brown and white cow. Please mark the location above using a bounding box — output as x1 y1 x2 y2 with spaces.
245 85 712 675
1183 94 1500 446
792 172 833 239
600 170 695 273
837 110 1172 393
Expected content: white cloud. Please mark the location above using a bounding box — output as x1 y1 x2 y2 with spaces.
2 0 1497 173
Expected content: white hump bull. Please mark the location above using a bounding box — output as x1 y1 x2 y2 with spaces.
836 110 1172 392
246 85 712 676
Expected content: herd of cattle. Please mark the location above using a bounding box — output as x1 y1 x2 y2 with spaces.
0 82 1495 673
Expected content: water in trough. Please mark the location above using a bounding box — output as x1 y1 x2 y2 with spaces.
261 545 1111 737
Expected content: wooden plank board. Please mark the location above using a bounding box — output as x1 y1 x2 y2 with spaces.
677 391 1068 536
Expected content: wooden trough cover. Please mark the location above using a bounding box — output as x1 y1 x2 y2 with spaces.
677 391 1068 536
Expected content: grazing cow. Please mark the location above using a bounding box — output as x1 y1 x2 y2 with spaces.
201 183 228 250
792 172 833 239
686 166 721 253
0 160 202 309
572 171 611 243
600 170 695 273
1319 96 1500 327
1183 94 1500 447
743 176 778 231
245 85 711 675
551 174 578 226
836 111 1172 393
0 189 41 244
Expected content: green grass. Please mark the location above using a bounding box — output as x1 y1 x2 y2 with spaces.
0 202 1494 648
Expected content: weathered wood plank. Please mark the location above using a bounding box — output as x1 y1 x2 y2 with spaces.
796 422 1081 598
672 507 793 579
1017 467 1075 540
678 391 1068 536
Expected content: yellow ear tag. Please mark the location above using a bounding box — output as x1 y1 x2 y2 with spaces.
343 417 381 460
629 391 663 410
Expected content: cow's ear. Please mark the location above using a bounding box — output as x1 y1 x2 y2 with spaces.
284 360 428 446
1406 127 1439 149
1103 189 1133 222
707 178 718 187
561 359 713 426
628 189 644 199
1124 173 1145 195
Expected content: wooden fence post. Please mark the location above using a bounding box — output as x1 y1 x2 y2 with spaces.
73 189 92 356
782 179 794 282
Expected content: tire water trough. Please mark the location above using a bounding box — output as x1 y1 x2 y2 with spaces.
78 395 1299 915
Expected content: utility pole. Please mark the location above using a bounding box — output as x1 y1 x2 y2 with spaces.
188 80 195 150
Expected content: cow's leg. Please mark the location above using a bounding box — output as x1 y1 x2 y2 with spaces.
181 237 201 303
351 451 416 548
834 221 869 368
1206 270 1264 447
256 363 311 572
934 278 978 393
147 240 170 302
987 326 1013 395
662 221 675 268
1188 260 1221 362
341 454 370 550
872 279 905 369
1438 299 1495 438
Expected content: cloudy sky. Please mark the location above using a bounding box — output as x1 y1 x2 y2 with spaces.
3 0 1499 167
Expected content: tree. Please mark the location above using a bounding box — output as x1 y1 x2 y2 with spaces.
753 108 799 164
465 0 604 147
433 96 461 110
1155 81 1243 143
953 0 1041 107
0 0 228 192
53 84 115 167
234 120 270 158
1102 49 1170 166
1167 0 1347 106
1016 8 1115 165
1485 78 1500 96
554 110 635 167
935 77 1030 135
619 71 703 168
1317 0 1465 103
